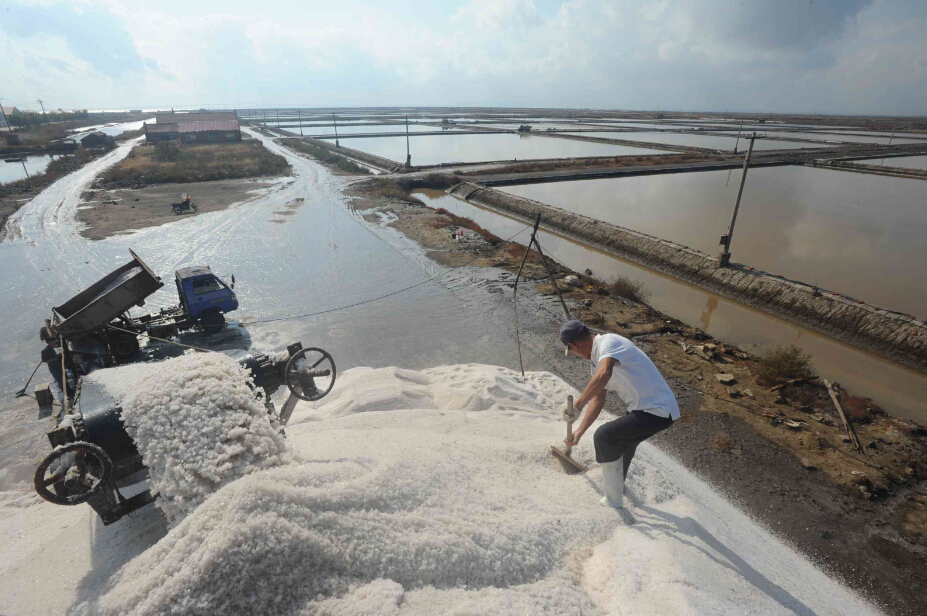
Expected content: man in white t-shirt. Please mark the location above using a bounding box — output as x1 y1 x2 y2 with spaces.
560 320 678 509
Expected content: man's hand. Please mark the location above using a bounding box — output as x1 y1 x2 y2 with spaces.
563 403 582 423
564 434 581 448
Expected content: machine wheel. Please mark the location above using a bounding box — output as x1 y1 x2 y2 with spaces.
34 442 113 506
285 348 336 401
112 336 140 363
199 312 226 334
172 203 184 214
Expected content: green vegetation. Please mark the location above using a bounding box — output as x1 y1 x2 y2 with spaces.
97 141 289 186
281 139 370 174
7 109 90 127
607 274 650 303
755 345 816 386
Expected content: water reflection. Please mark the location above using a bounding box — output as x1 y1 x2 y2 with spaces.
500 166 927 318
0 154 60 184
340 133 671 166
413 188 927 422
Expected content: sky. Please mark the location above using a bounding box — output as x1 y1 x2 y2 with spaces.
1 0 925 116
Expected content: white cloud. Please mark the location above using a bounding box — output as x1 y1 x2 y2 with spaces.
0 0 924 114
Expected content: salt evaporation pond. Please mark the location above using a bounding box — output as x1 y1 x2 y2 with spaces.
761 131 927 145
413 188 927 422
500 166 927 319
335 133 671 165
0 154 60 184
563 131 815 150
302 123 457 135
857 155 927 170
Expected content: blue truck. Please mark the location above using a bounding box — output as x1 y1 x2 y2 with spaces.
49 250 239 371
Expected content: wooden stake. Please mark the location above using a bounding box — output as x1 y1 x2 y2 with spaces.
513 214 542 377
824 379 862 453
551 395 586 473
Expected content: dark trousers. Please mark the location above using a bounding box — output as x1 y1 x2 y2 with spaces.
48 365 74 398
593 410 674 475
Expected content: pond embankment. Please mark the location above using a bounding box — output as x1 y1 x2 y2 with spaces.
449 181 927 373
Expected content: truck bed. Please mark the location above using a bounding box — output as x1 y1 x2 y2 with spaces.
53 250 163 336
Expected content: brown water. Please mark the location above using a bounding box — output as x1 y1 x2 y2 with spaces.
338 133 671 165
413 189 927 422
500 166 927 319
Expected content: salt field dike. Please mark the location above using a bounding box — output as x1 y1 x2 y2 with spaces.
4 3 927 616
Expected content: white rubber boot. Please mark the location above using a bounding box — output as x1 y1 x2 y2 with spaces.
599 458 624 509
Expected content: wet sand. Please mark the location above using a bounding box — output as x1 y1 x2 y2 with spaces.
75 177 292 240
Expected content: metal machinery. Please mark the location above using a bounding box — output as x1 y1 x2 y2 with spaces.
47 250 239 371
33 344 337 524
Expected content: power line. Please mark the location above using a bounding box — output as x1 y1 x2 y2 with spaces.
248 224 532 325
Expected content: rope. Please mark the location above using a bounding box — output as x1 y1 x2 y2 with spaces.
249 224 531 325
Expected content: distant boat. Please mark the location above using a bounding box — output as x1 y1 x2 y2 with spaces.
4 157 25 162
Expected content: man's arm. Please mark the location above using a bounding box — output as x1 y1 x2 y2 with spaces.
565 357 617 446
565 388 605 447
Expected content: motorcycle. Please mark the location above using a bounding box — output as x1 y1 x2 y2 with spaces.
172 194 198 215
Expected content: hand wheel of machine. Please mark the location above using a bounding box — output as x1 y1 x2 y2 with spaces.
34 442 113 506
285 347 336 401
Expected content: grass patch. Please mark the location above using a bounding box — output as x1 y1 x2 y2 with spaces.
97 141 289 186
281 139 369 174
608 275 650 303
755 345 816 386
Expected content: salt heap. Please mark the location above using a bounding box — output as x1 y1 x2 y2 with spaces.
119 353 289 523
75 364 881 616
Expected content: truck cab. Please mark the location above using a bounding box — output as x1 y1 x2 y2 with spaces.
175 266 238 332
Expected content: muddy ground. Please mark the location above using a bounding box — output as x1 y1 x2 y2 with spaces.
75 177 290 240
346 176 927 616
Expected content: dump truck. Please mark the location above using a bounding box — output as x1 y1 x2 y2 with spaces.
47 250 239 372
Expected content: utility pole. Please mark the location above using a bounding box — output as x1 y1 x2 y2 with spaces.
0 101 13 135
718 132 757 267
405 115 411 167
37 99 46 115
333 113 339 147
297 109 303 136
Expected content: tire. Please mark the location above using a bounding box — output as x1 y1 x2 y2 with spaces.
190 202 198 213
112 336 140 363
172 204 183 214
199 312 225 334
